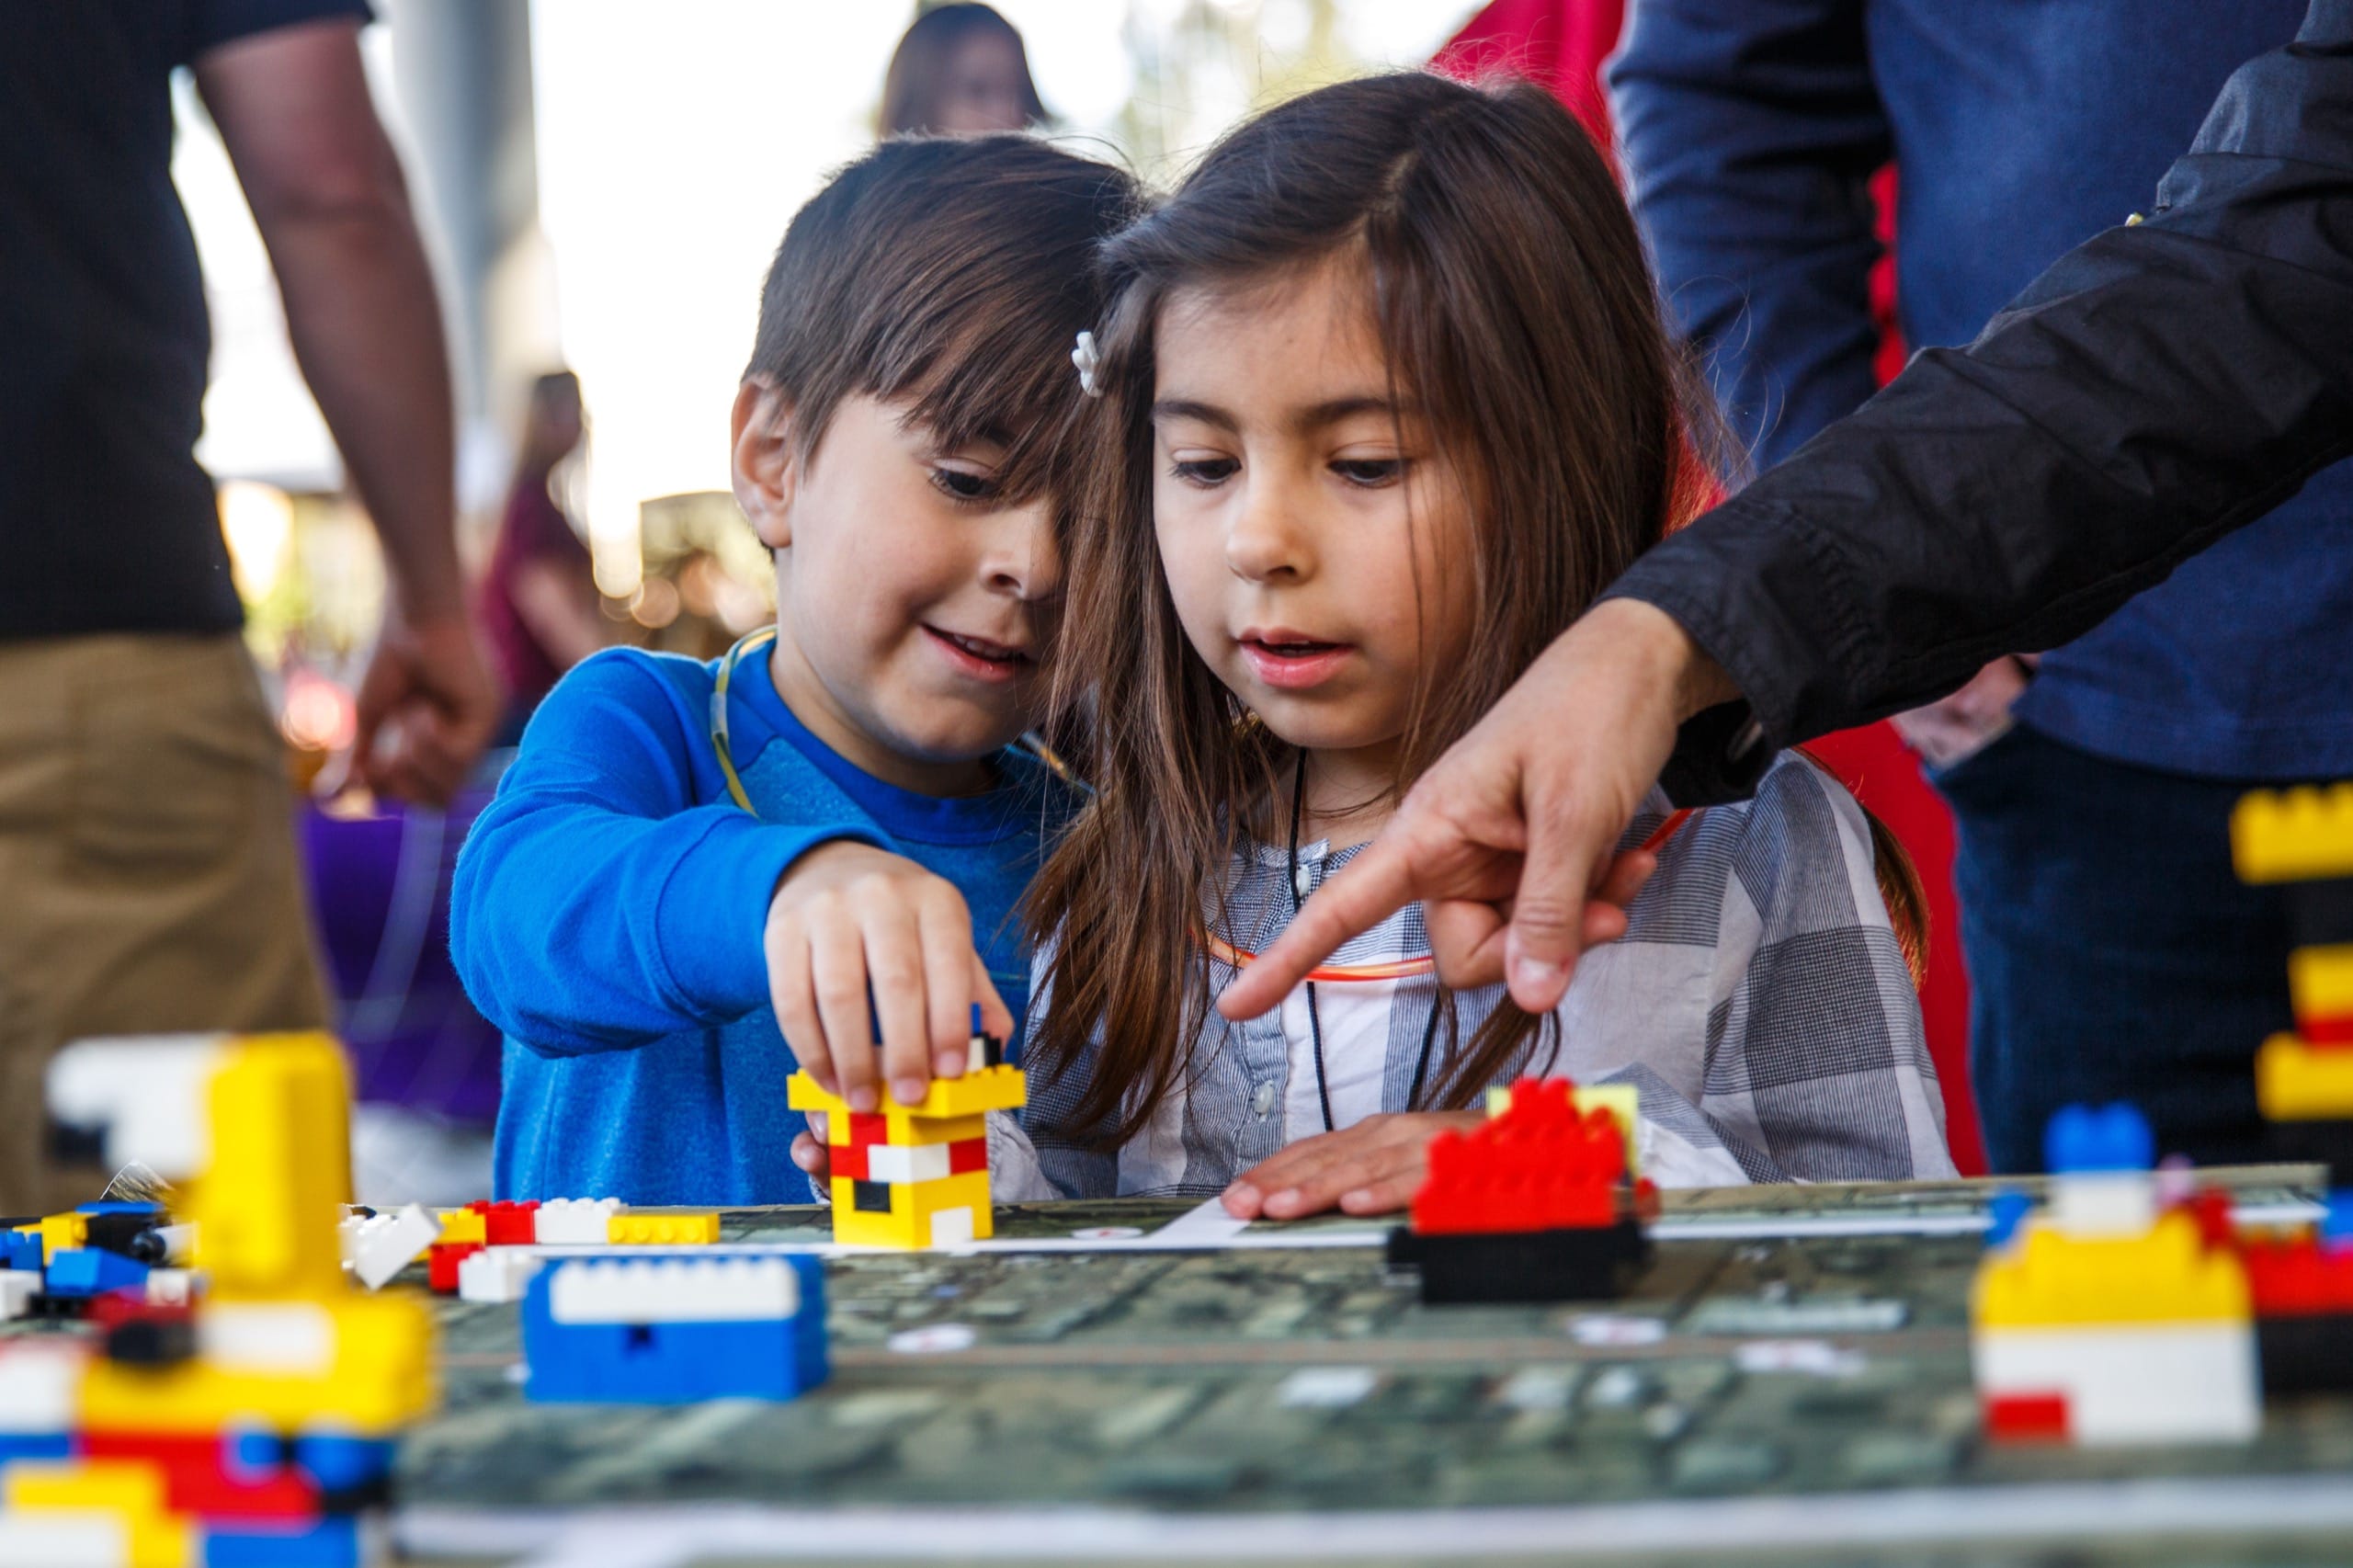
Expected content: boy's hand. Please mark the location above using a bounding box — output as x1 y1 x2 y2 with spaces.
790 1111 831 1185
1220 1110 1485 1221
766 841 1015 1115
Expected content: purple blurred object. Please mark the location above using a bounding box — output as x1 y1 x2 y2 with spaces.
301 782 505 1126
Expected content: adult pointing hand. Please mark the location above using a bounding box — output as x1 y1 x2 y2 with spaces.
1217 598 1737 1019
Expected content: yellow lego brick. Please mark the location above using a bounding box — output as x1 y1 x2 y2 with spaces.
38 1211 88 1265
436 1207 487 1244
2256 1032 2353 1120
3 1460 195 1568
1483 1084 1642 1175
812 1107 984 1148
607 1210 720 1245
1972 1210 2249 1329
831 1201 923 1248
188 1032 353 1301
2290 943 2353 1028
789 1065 1026 1122
2232 783 2353 883
78 1291 436 1437
907 1170 994 1244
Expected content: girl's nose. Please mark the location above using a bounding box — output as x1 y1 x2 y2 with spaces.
1224 477 1311 583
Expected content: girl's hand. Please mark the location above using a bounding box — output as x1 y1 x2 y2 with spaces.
1221 1110 1485 1221
765 841 1015 1115
790 1111 831 1185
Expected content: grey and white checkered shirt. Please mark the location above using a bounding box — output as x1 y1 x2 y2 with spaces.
995 753 1954 1199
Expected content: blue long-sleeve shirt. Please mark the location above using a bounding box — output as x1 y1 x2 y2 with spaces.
450 646 1074 1205
1611 0 2353 779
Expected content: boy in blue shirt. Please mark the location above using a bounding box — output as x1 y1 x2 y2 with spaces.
450 137 1139 1204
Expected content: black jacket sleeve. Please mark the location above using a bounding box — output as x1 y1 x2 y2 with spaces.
1609 0 2353 800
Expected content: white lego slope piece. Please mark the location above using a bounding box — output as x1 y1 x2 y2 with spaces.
0 1270 39 1324
143 1269 195 1308
42 1034 228 1178
353 1203 440 1290
2050 1172 2160 1237
547 1256 802 1324
1975 1322 2260 1444
0 1340 85 1431
199 1303 336 1375
866 1143 951 1185
534 1198 625 1244
459 1247 546 1304
0 1515 126 1568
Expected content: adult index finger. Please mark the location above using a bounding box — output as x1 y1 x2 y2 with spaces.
1215 831 1424 1019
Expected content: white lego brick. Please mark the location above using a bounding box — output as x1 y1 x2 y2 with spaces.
0 1269 40 1323
352 1203 440 1290
142 1269 195 1308
547 1256 801 1324
0 1516 127 1567
927 1207 975 1247
867 1142 950 1185
534 1197 626 1244
338 1212 369 1267
200 1302 335 1375
966 1033 991 1073
42 1034 229 1179
1974 1322 2259 1444
0 1341 86 1432
459 1247 546 1304
2051 1172 2159 1237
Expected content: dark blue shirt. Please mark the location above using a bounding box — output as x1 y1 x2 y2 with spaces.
1613 0 2353 778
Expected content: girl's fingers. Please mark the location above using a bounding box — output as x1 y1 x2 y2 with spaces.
768 914 834 1095
915 888 979 1078
860 891 931 1108
809 912 880 1113
1336 1172 1423 1215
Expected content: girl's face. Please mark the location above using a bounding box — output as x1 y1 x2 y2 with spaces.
1151 255 1476 772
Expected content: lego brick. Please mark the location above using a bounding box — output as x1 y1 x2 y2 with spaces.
850 1179 892 1213
2257 1034 2353 1121
80 1431 319 1520
0 1339 85 1432
605 1210 719 1245
0 1514 138 1568
842 1112 889 1149
948 1137 987 1176
44 1034 230 1179
546 1255 803 1324
1972 1321 2259 1444
2048 1172 2158 1238
468 1200 540 1246
434 1209 486 1246
1973 1211 2250 1327
4 1227 43 1272
2289 943 2353 1044
42 1247 151 1300
2041 1103 2154 1174
426 1242 482 1294
2256 1310 2353 1393
98 1301 198 1368
3 1459 197 1568
198 1302 335 1376
184 1033 353 1301
832 1142 870 1182
866 1142 951 1185
202 1517 375 1568
532 1198 623 1245
457 1247 545 1305
348 1204 438 1291
142 1271 195 1310
1982 1391 2071 1442
2233 783 2353 884
1386 1217 1649 1304
0 1267 40 1322
79 1207 170 1266
1413 1078 1629 1236
787 1065 1027 1122
2244 1235 2353 1314
927 1207 976 1247
289 1434 396 1509
40 1210 91 1264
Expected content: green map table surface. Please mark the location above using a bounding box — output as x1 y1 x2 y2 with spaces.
15 1172 2353 1566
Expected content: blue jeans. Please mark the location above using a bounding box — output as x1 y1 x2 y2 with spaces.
1934 722 2296 1174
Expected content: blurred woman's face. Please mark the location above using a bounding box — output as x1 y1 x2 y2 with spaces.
929 33 1030 134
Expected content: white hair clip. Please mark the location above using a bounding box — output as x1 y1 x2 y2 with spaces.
1072 330 1103 398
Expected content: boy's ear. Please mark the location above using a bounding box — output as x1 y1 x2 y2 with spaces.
731 380 798 550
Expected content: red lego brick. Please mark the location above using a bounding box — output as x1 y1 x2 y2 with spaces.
832 1142 869 1182
83 1431 320 1520
2182 1187 2237 1249
467 1199 540 1245
426 1241 483 1293
2245 1235 2353 1316
847 1113 890 1149
1410 1077 1628 1236
1984 1392 2071 1442
948 1138 987 1176
2306 1013 2353 1046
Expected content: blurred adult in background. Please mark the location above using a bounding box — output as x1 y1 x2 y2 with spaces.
479 370 608 744
880 3 1046 137
0 2 495 1211
1607 2 2350 1171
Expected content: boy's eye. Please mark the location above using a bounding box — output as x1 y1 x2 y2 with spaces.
1171 456 1239 487
931 466 999 503
1332 457 1405 487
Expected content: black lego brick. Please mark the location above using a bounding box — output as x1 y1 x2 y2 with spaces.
1386 1219 1650 1305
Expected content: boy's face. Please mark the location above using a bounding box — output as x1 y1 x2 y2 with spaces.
732 388 1057 795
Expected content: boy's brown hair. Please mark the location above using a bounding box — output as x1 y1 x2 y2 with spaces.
745 134 1140 506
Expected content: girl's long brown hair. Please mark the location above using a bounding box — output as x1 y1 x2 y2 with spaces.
1026 73 1918 1148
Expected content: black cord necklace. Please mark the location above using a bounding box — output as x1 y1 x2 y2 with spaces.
1286 752 1444 1128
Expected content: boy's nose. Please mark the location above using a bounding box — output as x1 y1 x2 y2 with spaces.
983 497 1060 599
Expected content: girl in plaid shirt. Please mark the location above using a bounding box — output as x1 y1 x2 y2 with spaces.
998 73 1954 1212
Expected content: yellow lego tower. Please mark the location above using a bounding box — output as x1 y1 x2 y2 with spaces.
2231 784 2353 1173
787 1011 1026 1248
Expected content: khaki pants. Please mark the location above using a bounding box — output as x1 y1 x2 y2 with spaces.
0 633 327 1215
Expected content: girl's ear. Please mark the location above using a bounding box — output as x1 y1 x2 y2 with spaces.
731 380 798 550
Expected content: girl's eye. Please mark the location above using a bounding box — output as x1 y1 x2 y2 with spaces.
931 466 998 503
1332 457 1405 487
1171 456 1240 487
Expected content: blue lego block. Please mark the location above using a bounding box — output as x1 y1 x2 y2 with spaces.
293 1434 396 1495
0 1434 74 1464
204 1517 365 1568
41 1246 149 1298
2324 1191 2353 1245
74 1200 165 1217
2 1232 41 1273
1984 1190 2034 1248
521 1253 828 1404
2043 1103 2154 1175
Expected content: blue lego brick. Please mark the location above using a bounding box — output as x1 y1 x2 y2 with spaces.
1984 1190 2034 1248
293 1434 396 1495
0 1434 74 1464
204 1517 366 1568
2325 1191 2353 1245
74 1201 165 1217
2044 1103 2154 1174
41 1246 149 1298
520 1254 828 1404
2 1232 41 1272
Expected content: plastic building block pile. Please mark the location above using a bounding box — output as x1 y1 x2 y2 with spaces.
1386 1077 1654 1304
